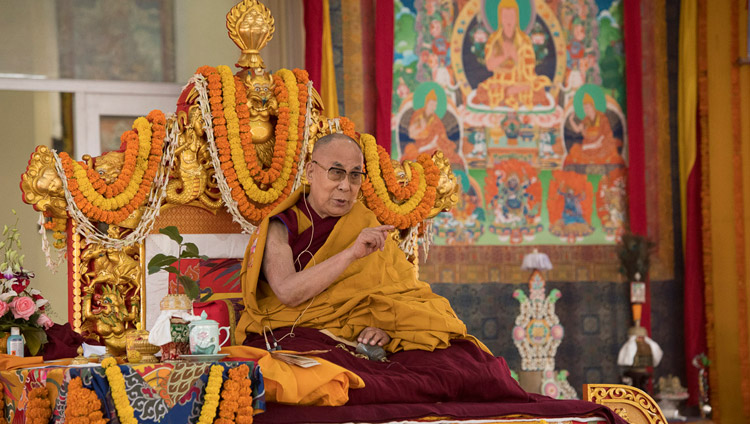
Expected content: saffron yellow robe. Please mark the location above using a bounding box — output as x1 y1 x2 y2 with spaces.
236 188 479 353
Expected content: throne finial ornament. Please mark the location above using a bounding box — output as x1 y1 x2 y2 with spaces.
226 0 275 70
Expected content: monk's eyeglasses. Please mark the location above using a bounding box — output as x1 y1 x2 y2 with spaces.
311 160 366 185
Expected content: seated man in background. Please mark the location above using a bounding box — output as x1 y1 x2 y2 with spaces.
235 133 624 423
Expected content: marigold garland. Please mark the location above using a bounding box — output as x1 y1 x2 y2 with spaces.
102 357 137 424
197 65 308 224
26 386 52 424
360 134 439 229
59 110 166 225
215 363 254 424
198 364 224 424
64 377 107 424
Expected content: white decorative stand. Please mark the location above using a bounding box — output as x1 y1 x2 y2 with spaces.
512 249 577 399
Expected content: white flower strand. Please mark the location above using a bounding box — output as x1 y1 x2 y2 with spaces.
191 74 257 234
292 80 314 191
37 212 65 272
52 113 179 249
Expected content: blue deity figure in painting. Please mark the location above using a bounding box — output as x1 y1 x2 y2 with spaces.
486 159 543 244
559 186 586 225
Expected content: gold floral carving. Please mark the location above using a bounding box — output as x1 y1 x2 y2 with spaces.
167 107 222 211
20 145 67 219
226 0 275 69
428 150 459 218
76 226 143 354
583 384 667 424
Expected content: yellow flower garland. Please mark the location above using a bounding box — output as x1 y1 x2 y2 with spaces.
218 66 301 205
99 360 255 424
101 357 138 424
74 118 152 211
362 134 428 214
198 364 225 424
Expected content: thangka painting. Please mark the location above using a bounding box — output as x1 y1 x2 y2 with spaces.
392 0 627 246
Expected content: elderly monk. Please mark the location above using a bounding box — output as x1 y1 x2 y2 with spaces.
235 134 626 424
236 133 473 352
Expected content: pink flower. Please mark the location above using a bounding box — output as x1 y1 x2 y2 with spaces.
0 301 9 317
36 313 53 330
10 296 36 320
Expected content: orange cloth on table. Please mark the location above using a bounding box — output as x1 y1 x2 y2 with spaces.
564 110 624 166
0 354 45 371
221 345 364 406
235 188 485 354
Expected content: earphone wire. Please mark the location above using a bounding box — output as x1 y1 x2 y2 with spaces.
265 193 317 351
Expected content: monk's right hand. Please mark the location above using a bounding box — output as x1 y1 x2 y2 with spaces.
348 225 395 259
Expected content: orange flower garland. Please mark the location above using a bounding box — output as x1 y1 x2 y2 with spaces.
360 135 439 229
43 212 67 249
26 386 52 424
379 148 420 201
60 110 166 224
64 377 107 424
198 65 308 225
232 364 255 424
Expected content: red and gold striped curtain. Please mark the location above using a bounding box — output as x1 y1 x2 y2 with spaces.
303 0 393 152
682 0 750 421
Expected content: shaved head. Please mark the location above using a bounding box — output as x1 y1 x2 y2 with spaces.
312 134 362 160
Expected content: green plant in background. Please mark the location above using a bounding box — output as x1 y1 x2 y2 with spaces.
147 226 211 302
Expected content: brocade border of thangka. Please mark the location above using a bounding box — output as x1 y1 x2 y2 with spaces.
420 245 623 284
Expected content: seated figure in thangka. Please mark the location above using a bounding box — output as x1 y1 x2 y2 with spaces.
473 0 552 109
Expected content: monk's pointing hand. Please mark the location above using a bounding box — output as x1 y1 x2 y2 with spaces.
349 225 395 259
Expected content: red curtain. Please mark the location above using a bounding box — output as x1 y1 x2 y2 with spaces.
303 0 323 93
374 0 394 152
623 0 650 333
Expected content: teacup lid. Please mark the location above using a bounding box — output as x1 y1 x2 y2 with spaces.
189 311 217 326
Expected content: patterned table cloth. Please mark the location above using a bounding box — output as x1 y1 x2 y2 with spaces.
0 360 265 424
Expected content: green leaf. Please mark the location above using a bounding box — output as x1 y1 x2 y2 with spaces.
2 225 7 236
159 226 183 244
163 265 180 274
199 287 214 302
184 242 200 257
147 253 178 274
22 327 48 356
178 275 200 300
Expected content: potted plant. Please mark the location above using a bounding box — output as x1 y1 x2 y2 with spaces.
147 226 211 302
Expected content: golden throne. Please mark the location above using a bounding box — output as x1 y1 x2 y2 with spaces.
18 1 666 422
19 0 457 355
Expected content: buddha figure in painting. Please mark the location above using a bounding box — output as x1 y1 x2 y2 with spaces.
474 0 552 109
